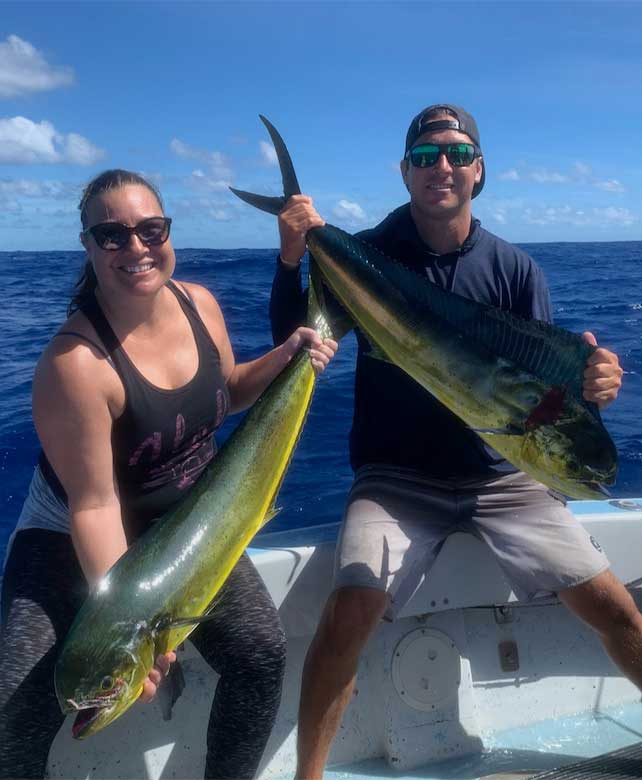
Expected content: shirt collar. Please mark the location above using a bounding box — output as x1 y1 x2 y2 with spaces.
396 203 482 256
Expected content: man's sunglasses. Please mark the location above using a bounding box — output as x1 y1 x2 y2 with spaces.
83 217 172 251
407 143 480 169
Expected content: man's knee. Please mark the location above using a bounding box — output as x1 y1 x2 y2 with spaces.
315 587 389 657
560 570 642 635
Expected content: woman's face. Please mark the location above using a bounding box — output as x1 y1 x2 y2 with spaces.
81 184 176 302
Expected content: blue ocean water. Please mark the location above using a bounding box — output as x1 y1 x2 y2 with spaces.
1 243 641 561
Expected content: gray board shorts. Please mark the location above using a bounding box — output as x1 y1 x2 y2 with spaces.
334 466 610 619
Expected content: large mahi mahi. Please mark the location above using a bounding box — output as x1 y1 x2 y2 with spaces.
54 278 331 738
231 116 617 500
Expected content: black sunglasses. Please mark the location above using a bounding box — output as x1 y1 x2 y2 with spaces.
83 217 172 251
407 143 481 169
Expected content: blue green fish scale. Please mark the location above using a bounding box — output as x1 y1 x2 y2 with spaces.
323 224 595 408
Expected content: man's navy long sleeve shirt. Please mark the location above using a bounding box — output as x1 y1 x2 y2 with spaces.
269 204 553 480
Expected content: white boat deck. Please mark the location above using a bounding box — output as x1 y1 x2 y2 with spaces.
325 701 642 779
46 498 642 780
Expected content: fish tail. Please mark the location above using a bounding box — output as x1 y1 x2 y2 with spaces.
231 116 348 342
229 115 301 215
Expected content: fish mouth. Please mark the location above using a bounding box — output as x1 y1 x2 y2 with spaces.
71 705 111 739
64 680 126 739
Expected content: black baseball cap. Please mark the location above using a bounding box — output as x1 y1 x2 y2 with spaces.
404 104 485 198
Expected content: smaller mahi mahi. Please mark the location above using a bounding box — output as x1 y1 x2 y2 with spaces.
230 116 617 499
54 275 332 738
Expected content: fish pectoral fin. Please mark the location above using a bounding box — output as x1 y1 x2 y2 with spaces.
261 504 281 528
158 613 219 630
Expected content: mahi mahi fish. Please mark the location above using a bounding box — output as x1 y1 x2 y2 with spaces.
54 276 332 738
230 116 617 499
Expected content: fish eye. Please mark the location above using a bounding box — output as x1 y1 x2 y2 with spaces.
100 676 114 691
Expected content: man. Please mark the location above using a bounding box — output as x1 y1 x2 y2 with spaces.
270 104 634 780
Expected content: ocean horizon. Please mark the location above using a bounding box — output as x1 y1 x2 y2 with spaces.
1 241 641 560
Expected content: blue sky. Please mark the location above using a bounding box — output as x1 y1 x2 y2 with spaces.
1 0 641 250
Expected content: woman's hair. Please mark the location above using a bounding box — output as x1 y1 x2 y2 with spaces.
69 169 164 315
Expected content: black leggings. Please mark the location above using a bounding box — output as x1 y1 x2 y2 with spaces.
0 529 286 780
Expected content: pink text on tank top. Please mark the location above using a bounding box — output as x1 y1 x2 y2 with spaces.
128 388 228 491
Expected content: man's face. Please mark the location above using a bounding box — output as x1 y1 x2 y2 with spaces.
400 120 482 220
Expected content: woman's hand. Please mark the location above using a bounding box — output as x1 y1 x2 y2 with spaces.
139 651 177 704
283 326 338 375
226 325 338 413
278 195 325 267
582 331 623 408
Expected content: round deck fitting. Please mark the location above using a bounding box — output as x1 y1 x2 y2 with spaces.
391 627 461 711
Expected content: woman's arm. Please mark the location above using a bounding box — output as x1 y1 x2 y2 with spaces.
33 339 128 584
33 336 174 701
226 327 336 412
180 283 337 414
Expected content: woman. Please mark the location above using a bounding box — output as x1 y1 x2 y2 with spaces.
0 169 337 779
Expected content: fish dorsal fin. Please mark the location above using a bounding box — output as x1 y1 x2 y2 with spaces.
331 225 595 406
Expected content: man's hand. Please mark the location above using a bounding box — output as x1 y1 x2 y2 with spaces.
278 195 325 267
139 651 177 704
582 331 623 408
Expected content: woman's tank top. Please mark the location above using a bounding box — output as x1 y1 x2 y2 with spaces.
40 281 230 537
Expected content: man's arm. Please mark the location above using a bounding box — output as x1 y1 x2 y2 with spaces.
270 258 308 346
270 195 323 345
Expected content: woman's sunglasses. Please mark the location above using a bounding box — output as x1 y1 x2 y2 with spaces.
83 217 172 251
407 143 480 169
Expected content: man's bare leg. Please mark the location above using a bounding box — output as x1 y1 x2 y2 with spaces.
295 586 389 780
559 569 642 689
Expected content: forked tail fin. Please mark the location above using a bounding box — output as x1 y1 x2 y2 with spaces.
230 116 351 342
229 115 301 215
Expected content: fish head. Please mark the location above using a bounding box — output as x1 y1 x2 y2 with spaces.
521 409 618 498
55 618 155 738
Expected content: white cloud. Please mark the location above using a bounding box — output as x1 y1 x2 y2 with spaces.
0 35 74 98
492 209 507 224
0 178 73 199
209 208 233 221
259 140 278 166
517 161 626 194
64 133 104 165
170 138 232 180
523 204 637 227
574 161 591 177
332 199 367 223
594 178 626 193
172 196 235 222
190 168 231 192
530 169 569 184
594 206 636 225
0 116 104 165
